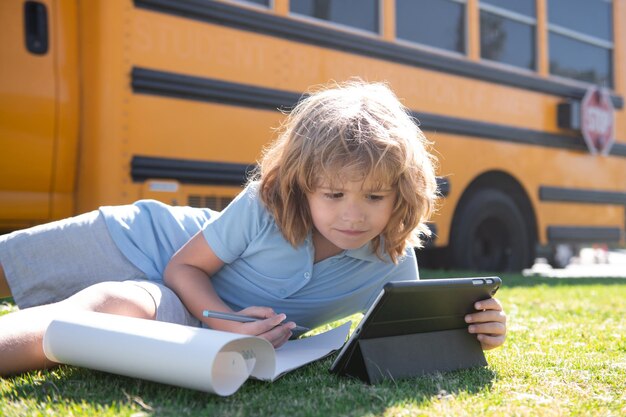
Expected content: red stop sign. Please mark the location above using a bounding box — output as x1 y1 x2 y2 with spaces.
581 86 615 155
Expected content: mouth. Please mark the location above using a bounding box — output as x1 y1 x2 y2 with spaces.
336 229 367 237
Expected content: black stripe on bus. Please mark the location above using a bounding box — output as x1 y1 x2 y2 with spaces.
540 186 626 205
132 67 626 158
547 226 622 243
133 0 623 109
132 67 300 111
131 155 255 186
131 155 452 198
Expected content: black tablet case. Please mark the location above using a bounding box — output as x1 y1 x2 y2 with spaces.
330 277 501 384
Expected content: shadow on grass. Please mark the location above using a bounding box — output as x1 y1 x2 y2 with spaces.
421 269 626 288
3 357 496 417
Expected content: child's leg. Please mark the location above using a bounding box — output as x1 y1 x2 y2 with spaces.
0 210 147 309
0 281 156 376
0 264 10 298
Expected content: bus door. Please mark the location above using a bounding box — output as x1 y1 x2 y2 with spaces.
0 0 57 229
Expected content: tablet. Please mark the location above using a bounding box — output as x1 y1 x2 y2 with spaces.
329 276 501 378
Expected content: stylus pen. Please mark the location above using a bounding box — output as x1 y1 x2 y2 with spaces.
202 310 310 333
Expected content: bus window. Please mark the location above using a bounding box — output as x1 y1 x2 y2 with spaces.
548 0 612 40
290 0 380 34
479 1 536 70
396 0 466 54
548 0 613 87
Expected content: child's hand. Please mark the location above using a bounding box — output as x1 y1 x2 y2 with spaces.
465 297 507 350
234 306 296 348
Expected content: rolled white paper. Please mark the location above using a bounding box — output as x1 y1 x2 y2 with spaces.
43 311 275 396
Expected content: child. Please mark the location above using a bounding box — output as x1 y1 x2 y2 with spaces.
0 81 507 376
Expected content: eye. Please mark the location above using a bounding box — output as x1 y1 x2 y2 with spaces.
324 192 343 199
366 194 385 201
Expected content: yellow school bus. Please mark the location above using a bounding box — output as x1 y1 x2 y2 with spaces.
1 0 625 271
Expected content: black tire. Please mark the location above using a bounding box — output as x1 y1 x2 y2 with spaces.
449 189 533 271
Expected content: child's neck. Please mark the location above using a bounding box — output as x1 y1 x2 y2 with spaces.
311 229 343 263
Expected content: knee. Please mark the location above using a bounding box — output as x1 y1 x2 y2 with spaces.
67 282 156 320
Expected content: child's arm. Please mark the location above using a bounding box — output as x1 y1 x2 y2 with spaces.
464 297 507 350
164 232 295 347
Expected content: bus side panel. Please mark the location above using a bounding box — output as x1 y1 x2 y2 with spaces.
50 0 80 221
69 0 626 254
75 1 134 213
128 96 282 167
127 2 626 249
73 2 285 213
433 132 626 247
0 0 56 231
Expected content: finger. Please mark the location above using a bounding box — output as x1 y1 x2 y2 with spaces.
261 323 294 348
477 334 506 350
474 297 503 311
238 306 276 319
468 322 506 336
272 329 293 348
241 313 287 336
465 309 507 324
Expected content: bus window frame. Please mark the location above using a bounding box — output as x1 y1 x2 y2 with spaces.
227 0 273 10
478 2 537 72
546 2 614 88
394 37 467 62
547 24 616 90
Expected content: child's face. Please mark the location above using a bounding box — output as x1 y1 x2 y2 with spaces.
306 178 395 253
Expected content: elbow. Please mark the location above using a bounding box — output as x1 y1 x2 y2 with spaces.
163 261 176 288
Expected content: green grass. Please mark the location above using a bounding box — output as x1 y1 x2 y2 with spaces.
1 271 625 417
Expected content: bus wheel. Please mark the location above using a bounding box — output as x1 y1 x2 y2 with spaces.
450 188 532 271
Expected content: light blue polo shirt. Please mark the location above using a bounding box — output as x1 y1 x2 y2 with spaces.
100 201 215 282
102 183 419 329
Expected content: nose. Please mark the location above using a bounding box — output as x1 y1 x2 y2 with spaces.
341 200 366 223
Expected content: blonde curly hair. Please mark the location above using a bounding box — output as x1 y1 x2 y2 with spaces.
253 80 438 263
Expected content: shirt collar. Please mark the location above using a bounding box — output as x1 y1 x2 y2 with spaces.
304 232 390 263
345 242 388 262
